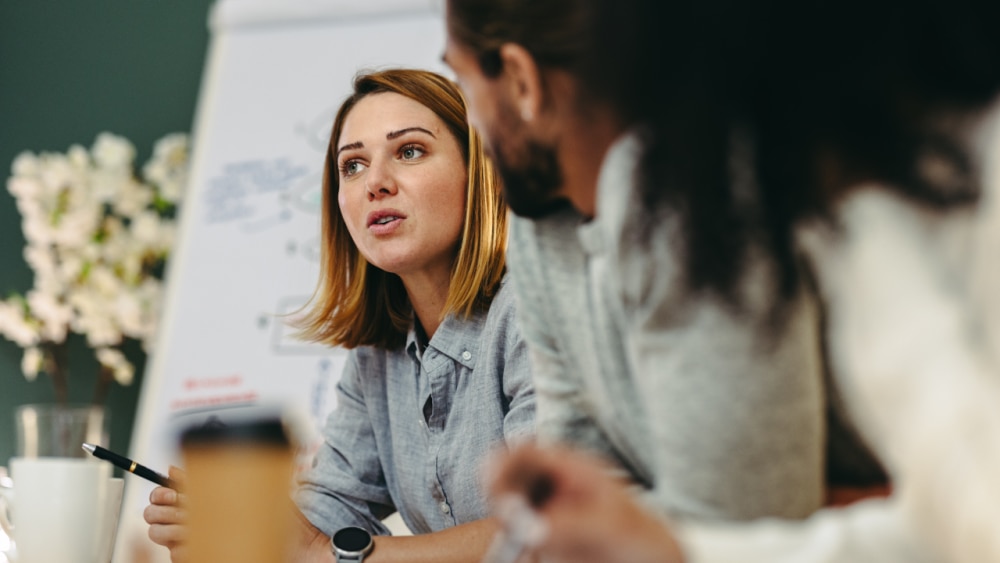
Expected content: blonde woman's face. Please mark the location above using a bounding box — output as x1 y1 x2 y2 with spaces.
336 92 468 282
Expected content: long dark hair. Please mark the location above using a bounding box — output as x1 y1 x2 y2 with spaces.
589 0 1000 304
447 0 1000 304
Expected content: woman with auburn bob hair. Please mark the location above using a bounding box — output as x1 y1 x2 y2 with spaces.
144 69 535 562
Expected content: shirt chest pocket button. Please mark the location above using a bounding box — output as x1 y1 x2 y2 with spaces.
461 351 471 361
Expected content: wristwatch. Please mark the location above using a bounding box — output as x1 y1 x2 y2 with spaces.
331 526 374 562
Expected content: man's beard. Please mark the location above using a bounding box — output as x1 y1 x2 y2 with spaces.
486 103 567 219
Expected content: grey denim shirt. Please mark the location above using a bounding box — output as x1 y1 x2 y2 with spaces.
295 278 535 536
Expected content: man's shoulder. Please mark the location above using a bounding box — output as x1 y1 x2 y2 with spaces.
509 206 584 248
508 208 589 279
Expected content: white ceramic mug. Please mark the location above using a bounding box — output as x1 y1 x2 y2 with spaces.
98 477 124 563
0 458 113 563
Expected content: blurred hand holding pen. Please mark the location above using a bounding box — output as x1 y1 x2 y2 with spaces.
82 443 177 489
481 490 551 563
481 443 684 563
482 448 556 563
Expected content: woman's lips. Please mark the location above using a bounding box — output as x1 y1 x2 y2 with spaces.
367 209 406 234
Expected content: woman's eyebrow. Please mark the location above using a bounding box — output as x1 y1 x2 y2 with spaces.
387 126 436 140
336 141 363 156
337 127 435 155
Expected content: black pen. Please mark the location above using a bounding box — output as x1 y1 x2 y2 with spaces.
82 443 176 489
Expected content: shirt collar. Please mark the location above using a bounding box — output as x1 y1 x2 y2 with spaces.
405 321 425 361
576 129 645 256
404 305 487 369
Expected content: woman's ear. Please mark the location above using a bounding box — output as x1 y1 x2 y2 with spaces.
498 43 544 123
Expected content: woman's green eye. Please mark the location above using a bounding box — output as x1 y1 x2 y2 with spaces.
401 145 425 160
339 161 363 177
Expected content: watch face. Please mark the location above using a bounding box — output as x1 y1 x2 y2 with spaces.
334 526 372 552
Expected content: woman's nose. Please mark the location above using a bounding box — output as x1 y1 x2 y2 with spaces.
365 162 398 200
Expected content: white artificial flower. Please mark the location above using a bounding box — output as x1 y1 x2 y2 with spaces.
0 300 40 348
95 347 121 365
13 205 47 242
41 322 69 344
23 244 56 280
26 290 72 343
77 313 122 348
103 215 125 238
101 245 132 278
7 175 42 200
67 144 89 168
160 179 186 204
33 269 64 297
38 153 79 193
52 208 101 248
67 288 101 318
118 252 143 286
143 133 189 204
21 346 43 381
87 265 123 297
5 131 188 391
78 240 101 263
149 132 189 166
135 279 164 346
92 132 136 171
95 347 135 386
113 363 135 386
88 168 123 203
13 193 44 220
137 282 161 311
98 236 127 270
131 210 162 246
112 179 153 218
113 292 143 337
21 216 53 246
136 277 163 301
63 177 101 213
11 151 40 177
55 253 85 286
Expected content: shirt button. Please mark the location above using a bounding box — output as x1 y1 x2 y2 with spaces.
461 350 472 361
440 502 451 515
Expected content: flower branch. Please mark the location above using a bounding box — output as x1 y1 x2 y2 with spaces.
0 132 189 403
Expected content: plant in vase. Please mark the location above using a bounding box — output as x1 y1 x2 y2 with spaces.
0 132 189 412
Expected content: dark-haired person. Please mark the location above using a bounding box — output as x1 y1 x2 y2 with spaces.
456 0 1000 561
144 68 535 563
442 0 884 529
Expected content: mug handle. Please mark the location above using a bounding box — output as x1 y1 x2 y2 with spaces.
0 467 14 538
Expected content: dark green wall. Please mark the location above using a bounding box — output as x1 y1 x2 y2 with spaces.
0 1 214 466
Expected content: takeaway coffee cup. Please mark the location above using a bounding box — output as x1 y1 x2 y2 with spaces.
181 413 296 563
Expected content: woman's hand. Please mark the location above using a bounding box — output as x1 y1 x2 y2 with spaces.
143 466 189 563
484 443 685 563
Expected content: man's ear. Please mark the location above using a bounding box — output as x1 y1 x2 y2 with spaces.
498 43 544 123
